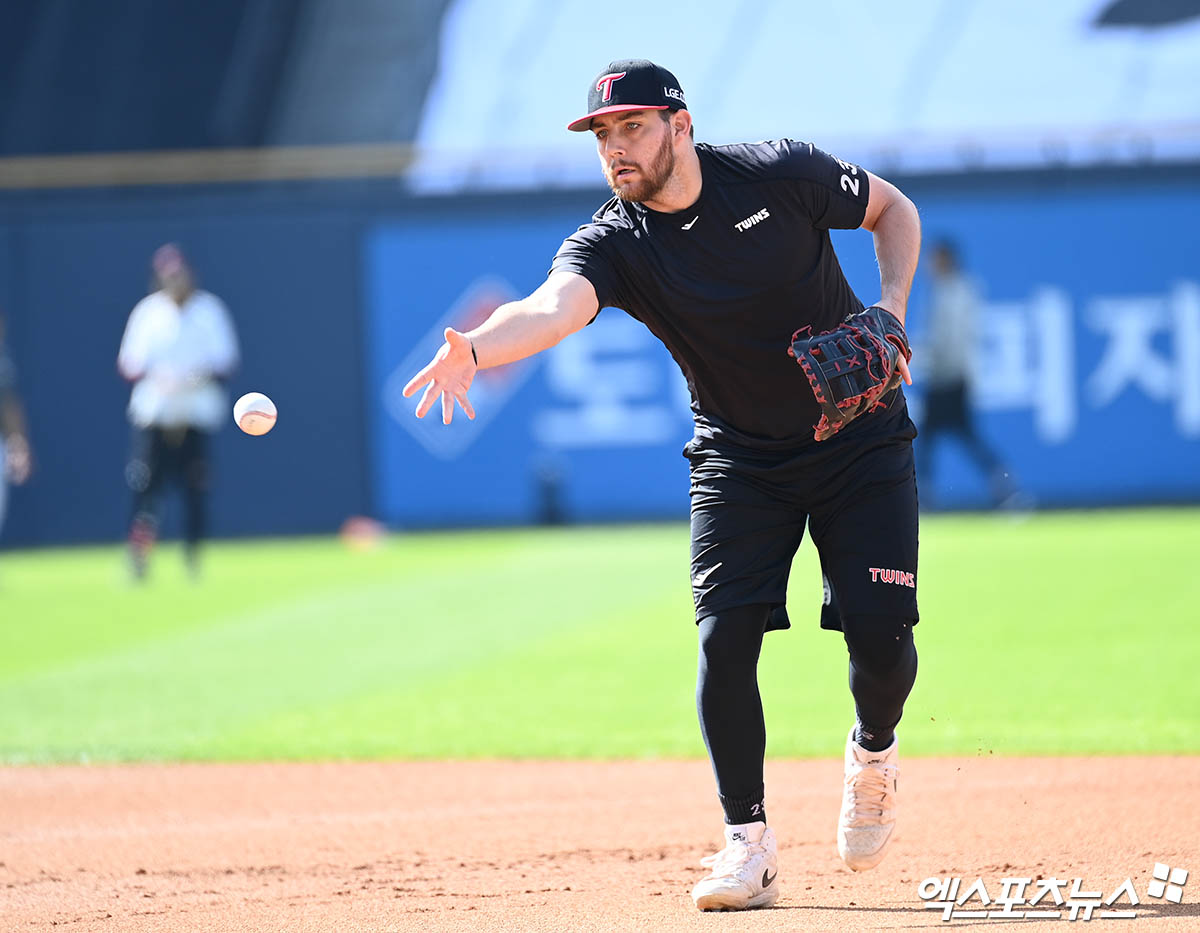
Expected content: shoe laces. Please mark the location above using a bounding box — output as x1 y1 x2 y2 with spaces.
700 838 760 873
845 760 896 824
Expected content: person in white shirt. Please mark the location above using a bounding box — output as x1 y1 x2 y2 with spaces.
117 244 239 578
919 239 1020 509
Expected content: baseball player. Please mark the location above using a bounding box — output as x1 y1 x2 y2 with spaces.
404 60 921 911
0 312 33 540
117 244 239 579
918 238 1021 508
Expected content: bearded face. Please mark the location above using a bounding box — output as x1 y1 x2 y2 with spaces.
602 120 677 203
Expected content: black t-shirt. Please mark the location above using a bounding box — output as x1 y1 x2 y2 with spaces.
551 139 903 448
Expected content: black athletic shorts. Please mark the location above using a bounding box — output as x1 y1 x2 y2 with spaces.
684 399 919 633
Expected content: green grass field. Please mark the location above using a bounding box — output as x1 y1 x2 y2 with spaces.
1 509 1198 764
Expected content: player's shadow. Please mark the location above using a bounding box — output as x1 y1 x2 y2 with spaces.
772 904 1027 930
771 900 1200 928
1128 901 1200 918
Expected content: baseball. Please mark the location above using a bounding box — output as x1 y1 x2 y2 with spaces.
233 392 277 436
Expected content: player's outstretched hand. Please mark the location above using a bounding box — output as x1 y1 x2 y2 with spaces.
402 327 477 424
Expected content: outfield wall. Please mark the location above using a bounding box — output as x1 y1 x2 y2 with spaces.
0 186 373 546
1 164 1197 545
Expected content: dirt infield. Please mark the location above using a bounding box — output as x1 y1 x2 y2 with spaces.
3 758 1198 931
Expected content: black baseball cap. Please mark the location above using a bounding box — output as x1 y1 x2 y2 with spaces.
567 59 687 132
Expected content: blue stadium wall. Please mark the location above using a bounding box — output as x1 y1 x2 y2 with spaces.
2 164 1197 546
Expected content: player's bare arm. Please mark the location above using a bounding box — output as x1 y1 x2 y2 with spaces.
401 271 599 424
861 171 921 384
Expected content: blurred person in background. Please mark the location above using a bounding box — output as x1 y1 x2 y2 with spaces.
117 244 239 580
917 239 1022 509
0 311 34 539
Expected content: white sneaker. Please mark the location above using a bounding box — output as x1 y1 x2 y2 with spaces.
691 821 779 911
837 726 899 871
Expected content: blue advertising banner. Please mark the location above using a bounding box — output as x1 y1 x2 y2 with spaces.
833 175 1200 507
366 176 1200 525
365 209 695 526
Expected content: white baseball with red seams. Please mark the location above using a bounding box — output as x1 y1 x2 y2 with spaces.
233 392 277 436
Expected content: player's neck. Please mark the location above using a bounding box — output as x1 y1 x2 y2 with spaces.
641 146 702 214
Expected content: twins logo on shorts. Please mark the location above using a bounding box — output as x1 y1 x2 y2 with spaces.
870 567 915 588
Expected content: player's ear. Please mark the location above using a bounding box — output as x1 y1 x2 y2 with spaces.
672 110 692 139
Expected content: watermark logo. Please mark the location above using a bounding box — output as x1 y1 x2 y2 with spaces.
1147 862 1189 904
917 863 1187 921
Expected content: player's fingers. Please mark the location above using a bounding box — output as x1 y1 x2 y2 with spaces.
897 355 912 386
455 390 476 420
415 381 439 418
403 364 434 398
441 389 454 425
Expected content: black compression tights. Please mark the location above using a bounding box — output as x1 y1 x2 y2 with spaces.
696 605 917 824
696 605 769 826
130 483 207 549
843 613 918 751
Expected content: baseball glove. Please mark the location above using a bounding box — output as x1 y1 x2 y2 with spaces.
788 306 911 441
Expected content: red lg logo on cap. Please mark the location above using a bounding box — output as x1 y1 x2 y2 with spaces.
596 71 627 102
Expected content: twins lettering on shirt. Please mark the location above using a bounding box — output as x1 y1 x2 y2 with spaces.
678 207 770 234
870 567 916 588
733 208 771 232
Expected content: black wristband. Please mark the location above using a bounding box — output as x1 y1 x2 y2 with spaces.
470 341 478 366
